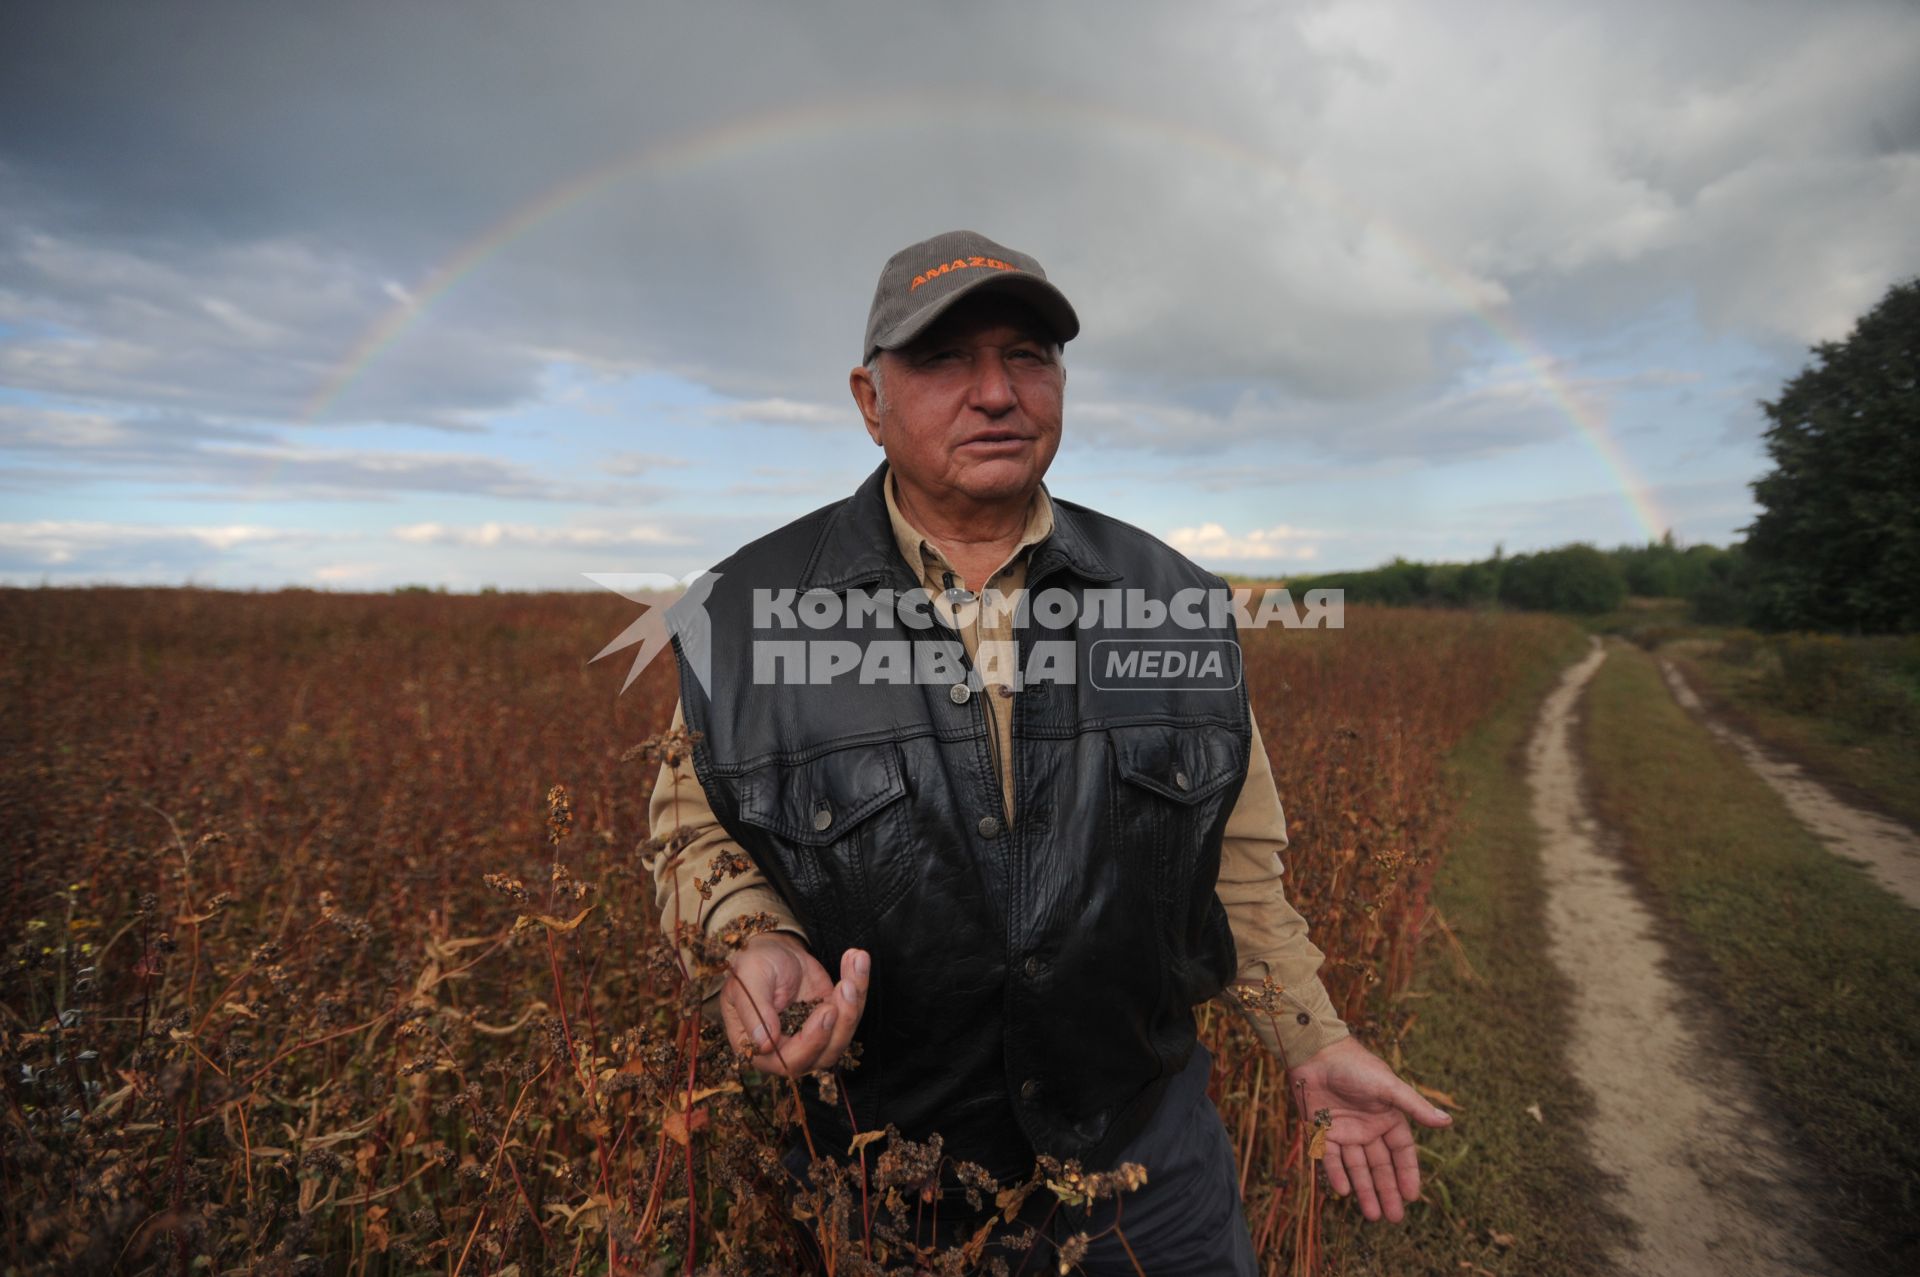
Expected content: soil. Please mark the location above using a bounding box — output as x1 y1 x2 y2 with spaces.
1526 638 1833 1276
1657 657 1920 911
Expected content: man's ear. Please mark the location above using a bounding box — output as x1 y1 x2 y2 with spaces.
849 364 883 445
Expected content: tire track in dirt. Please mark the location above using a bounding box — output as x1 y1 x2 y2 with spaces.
1529 638 1831 1277
1657 657 1920 911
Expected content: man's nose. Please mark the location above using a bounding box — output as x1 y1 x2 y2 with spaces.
966 352 1018 414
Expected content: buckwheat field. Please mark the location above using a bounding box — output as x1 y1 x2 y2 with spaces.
1 588 1572 1275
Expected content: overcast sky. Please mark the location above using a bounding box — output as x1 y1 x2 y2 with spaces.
2 0 1916 589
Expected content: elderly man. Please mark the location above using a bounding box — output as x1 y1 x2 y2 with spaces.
648 230 1450 1270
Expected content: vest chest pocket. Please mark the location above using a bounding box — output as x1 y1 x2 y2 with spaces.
1109 724 1245 951
736 744 915 946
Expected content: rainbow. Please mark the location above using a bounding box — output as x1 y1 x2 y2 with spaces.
300 91 1669 541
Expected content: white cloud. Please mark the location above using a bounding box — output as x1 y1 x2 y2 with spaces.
1164 522 1325 563
0 403 136 448
600 451 691 477
707 398 850 428
390 521 691 548
0 213 576 434
312 562 381 583
0 518 330 576
0 520 324 567
0 401 663 503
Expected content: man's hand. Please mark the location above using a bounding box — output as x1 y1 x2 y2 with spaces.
719 933 870 1078
1289 1036 1453 1222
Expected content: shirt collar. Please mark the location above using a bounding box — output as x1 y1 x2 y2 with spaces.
796 460 1118 593
881 462 1055 586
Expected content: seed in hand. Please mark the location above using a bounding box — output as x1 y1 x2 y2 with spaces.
779 999 820 1038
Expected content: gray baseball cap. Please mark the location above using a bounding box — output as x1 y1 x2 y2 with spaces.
862 229 1079 363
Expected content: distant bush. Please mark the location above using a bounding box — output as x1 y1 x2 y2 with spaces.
1287 529 1912 635
1624 622 1694 651
1773 634 1855 714
1690 580 1749 626
1289 538 1740 619
1498 544 1628 615
1425 560 1502 607
1717 629 1765 665
1286 557 1441 608
1767 633 1920 736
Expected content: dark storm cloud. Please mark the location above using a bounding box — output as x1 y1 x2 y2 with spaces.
0 206 541 426
0 0 1915 449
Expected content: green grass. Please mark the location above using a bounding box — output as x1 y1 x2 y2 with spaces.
1666 639 1920 830
1582 640 1920 1272
1324 621 1629 1277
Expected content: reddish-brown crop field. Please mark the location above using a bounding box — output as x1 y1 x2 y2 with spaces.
0 588 1573 1275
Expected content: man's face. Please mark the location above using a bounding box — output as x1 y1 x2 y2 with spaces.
851 293 1064 508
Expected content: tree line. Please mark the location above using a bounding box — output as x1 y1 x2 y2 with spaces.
1276 536 1734 619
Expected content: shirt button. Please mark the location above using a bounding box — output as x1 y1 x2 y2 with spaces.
1296 1012 1312 1026
995 683 1014 698
1020 1077 1041 1101
1022 956 1044 979
813 807 833 832
949 682 972 705
977 815 1003 838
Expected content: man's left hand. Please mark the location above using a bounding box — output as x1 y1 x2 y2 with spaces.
1288 1036 1453 1222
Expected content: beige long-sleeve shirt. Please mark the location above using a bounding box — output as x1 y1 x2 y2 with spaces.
647 465 1348 1065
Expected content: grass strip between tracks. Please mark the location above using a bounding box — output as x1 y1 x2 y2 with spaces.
1665 641 1920 830
1582 640 1920 1274
1323 623 1628 1277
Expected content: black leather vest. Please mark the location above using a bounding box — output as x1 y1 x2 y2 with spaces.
669 461 1251 1178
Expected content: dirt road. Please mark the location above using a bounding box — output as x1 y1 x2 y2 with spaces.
1528 638 1831 1276
1657 657 1920 910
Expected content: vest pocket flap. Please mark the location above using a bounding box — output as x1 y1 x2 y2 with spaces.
737 745 908 846
1112 725 1242 804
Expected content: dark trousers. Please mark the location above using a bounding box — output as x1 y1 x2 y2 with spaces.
1043 1042 1258 1275
784 1043 1258 1275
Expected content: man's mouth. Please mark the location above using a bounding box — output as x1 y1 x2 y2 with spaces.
960 431 1031 447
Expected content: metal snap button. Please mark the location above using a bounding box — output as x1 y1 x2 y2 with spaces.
1174 769 1190 791
1020 1077 1041 1101
813 806 833 832
977 815 1003 838
949 682 972 705
1022 956 1043 979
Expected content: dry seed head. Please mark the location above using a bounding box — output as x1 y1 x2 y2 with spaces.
1231 976 1287 1015
482 872 530 903
549 862 591 901
778 999 818 1039
715 910 780 952
544 784 574 844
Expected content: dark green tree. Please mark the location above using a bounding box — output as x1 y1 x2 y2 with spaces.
1744 278 1920 632
1497 544 1627 614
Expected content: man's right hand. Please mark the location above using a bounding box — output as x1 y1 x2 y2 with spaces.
719 932 870 1078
